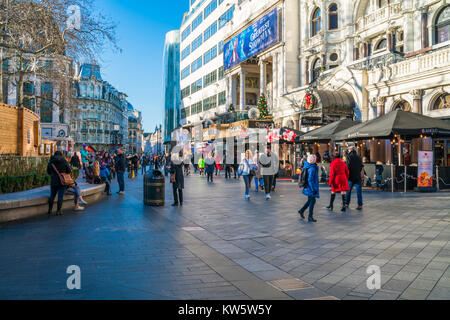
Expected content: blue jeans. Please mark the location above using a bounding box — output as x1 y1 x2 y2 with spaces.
300 196 317 218
254 177 264 190
68 185 82 205
50 186 67 204
243 175 251 196
347 181 363 207
117 171 125 192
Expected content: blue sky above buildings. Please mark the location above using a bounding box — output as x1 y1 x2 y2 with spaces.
95 0 188 132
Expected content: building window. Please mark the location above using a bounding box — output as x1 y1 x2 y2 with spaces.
432 93 450 110
375 39 387 50
218 5 235 29
40 82 53 123
311 8 321 37
435 5 450 44
181 86 191 99
191 56 203 73
218 91 226 106
181 45 191 60
393 100 412 112
329 53 338 62
203 95 217 111
329 4 338 30
203 45 217 65
191 34 203 52
181 66 191 80
191 78 203 94
378 0 387 8
204 21 218 42
192 12 203 31
311 58 321 82
191 101 203 115
218 41 224 54
204 0 217 19
204 70 217 87
218 66 224 80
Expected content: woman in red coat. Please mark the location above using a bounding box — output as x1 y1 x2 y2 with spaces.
327 152 350 212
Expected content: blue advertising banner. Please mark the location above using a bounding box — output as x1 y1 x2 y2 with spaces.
223 9 278 71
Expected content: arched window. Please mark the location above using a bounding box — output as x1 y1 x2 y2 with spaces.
329 4 338 30
432 93 450 110
435 6 450 44
393 100 412 112
311 8 321 37
311 58 321 82
378 0 387 9
375 39 387 50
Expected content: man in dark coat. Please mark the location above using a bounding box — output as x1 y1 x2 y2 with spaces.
47 151 72 216
346 146 364 210
170 154 185 207
115 149 126 195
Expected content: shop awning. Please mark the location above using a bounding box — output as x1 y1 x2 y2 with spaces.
334 110 450 141
301 90 355 126
296 119 359 143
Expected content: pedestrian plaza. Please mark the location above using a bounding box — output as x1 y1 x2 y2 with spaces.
0 173 449 300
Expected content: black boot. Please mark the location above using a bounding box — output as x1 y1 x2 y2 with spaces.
298 209 305 219
326 194 336 211
341 194 347 212
56 201 63 216
48 200 54 215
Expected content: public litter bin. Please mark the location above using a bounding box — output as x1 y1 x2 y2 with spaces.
144 170 165 206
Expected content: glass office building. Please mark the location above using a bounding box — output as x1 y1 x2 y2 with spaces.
163 30 181 146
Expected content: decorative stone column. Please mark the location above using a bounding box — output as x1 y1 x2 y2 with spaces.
362 70 369 122
259 59 267 96
239 69 246 111
231 75 237 108
305 58 309 86
421 7 429 49
410 89 423 114
376 97 386 117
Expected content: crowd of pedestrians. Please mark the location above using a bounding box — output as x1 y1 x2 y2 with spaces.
47 146 165 216
48 143 365 224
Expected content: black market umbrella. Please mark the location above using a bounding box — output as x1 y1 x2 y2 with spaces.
295 119 359 143
333 110 450 141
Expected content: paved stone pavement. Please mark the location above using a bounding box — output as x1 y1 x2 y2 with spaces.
0 172 449 300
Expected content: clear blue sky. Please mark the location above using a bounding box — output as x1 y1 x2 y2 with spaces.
95 0 188 133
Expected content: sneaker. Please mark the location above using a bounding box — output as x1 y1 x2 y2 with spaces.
74 206 85 211
79 199 88 205
118 191 125 195
356 206 363 211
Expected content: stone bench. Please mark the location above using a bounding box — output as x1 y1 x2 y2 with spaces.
0 183 105 223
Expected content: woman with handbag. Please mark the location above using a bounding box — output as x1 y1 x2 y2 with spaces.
47 151 73 216
238 150 256 200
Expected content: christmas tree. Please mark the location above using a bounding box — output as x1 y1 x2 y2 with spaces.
257 94 269 120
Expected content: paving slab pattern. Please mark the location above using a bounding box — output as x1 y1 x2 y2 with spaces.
0 173 449 300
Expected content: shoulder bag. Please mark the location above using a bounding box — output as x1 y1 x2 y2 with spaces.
52 164 74 187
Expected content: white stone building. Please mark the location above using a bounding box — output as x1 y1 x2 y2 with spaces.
222 0 450 166
179 0 235 129
71 63 129 151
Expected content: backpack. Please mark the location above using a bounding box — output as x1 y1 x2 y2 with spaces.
298 168 309 188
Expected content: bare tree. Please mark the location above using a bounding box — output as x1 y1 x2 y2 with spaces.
0 0 118 114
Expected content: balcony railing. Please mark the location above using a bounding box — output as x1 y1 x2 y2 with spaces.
356 2 402 31
368 46 450 85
